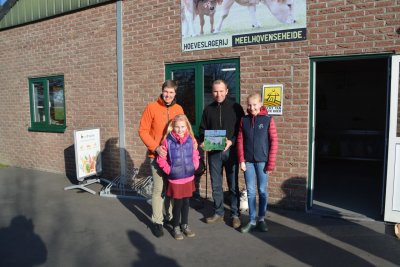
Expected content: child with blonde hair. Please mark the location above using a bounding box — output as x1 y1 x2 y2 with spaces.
237 93 278 233
157 114 200 240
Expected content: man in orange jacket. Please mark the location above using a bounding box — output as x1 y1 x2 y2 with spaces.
139 80 184 237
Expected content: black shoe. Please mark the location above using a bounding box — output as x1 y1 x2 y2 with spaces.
152 223 164 237
240 223 256 233
163 217 173 226
257 221 268 232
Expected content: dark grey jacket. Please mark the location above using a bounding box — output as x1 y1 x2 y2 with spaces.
199 98 245 144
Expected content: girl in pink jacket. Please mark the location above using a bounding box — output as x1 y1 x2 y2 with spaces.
157 114 200 240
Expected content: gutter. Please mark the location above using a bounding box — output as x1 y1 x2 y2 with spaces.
116 0 126 182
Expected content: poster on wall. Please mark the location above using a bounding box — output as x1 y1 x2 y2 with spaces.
74 128 102 181
262 84 283 115
181 0 307 52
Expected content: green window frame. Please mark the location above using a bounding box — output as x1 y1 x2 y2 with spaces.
28 75 66 133
165 58 240 136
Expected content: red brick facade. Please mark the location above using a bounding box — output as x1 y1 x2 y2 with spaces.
0 4 120 178
0 1 399 209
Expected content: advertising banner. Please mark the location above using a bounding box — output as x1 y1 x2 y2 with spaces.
74 128 102 181
262 84 283 115
181 0 306 52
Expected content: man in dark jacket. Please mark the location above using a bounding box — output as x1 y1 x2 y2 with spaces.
199 79 245 228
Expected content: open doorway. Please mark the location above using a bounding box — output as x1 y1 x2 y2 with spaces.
313 57 389 220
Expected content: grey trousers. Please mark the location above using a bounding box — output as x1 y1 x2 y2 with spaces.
150 158 173 224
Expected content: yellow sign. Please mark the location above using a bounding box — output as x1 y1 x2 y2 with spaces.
262 84 283 115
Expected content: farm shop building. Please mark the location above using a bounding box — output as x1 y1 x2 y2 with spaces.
1 0 400 221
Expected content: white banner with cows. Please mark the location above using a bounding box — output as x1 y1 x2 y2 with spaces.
181 0 307 52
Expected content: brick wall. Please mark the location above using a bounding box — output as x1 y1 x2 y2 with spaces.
0 0 399 209
123 0 400 209
0 4 121 179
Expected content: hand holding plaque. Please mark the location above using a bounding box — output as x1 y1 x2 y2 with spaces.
203 130 226 151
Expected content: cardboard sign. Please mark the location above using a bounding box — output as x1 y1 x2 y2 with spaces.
74 128 102 181
204 130 226 151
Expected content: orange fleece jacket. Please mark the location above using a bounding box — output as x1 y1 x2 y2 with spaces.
138 96 184 158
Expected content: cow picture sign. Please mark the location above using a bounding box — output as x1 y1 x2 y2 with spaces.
181 0 307 51
204 130 226 151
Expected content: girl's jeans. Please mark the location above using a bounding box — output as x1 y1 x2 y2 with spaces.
244 162 268 224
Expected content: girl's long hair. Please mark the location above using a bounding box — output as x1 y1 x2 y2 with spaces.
162 114 195 141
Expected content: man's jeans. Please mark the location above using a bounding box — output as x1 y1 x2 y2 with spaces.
244 162 268 224
208 148 239 217
150 158 172 224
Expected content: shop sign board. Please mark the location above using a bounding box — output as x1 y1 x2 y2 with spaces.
181 0 307 52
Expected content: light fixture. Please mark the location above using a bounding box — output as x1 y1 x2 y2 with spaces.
221 68 236 72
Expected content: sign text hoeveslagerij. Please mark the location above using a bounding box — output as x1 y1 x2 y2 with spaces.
181 0 307 52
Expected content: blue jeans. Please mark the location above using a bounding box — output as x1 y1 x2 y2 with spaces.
208 148 239 217
244 162 268 224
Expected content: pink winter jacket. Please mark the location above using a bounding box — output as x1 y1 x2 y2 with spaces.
156 131 200 184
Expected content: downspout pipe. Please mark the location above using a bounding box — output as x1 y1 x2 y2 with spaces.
116 0 126 183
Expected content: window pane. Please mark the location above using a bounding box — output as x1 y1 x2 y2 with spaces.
33 82 45 123
48 78 65 125
203 63 237 107
172 69 196 125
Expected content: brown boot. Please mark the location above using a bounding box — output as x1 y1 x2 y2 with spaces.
232 217 241 228
206 214 223 224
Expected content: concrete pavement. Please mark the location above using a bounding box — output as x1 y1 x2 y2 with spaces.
0 166 399 267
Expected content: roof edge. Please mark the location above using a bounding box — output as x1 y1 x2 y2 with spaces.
0 0 18 21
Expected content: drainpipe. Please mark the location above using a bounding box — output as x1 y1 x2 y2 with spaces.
116 0 126 183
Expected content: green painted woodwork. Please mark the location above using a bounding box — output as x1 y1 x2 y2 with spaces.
0 0 114 29
28 75 66 133
165 58 241 137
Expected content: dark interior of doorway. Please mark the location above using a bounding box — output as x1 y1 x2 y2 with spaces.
313 57 388 220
